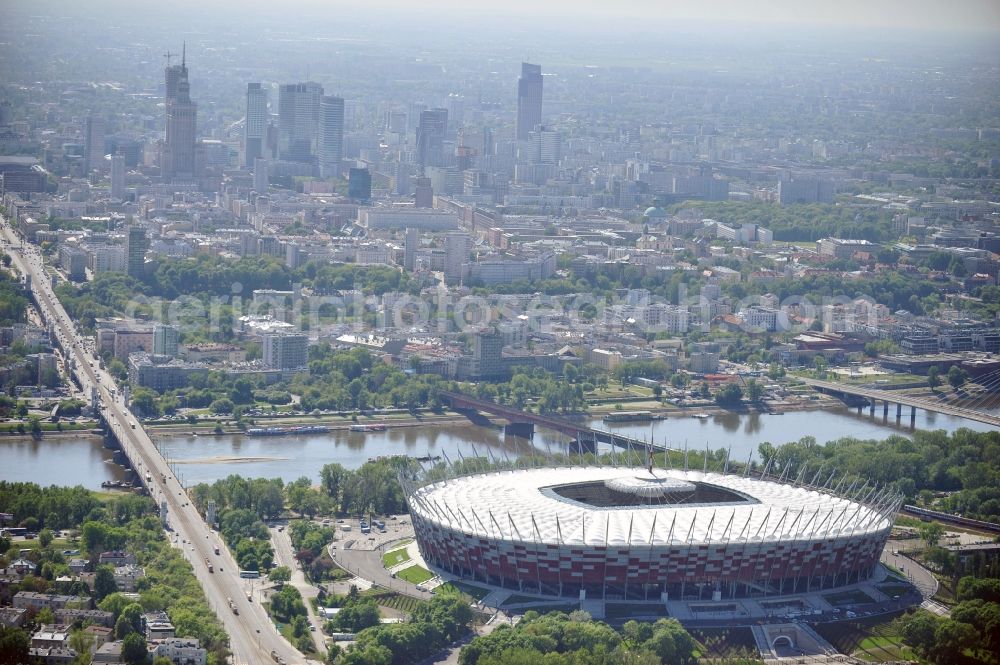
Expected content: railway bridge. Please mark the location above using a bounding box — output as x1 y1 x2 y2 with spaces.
439 391 677 454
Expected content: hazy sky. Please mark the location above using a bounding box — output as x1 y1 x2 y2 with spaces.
286 0 1000 34
11 0 1000 36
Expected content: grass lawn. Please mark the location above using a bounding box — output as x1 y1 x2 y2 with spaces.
815 618 916 663
364 589 426 614
691 628 759 661
382 547 412 568
436 581 490 601
395 564 434 585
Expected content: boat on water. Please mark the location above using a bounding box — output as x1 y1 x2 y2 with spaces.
691 413 710 419
246 425 330 437
101 480 131 489
349 423 388 432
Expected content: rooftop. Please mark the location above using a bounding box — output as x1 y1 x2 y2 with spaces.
409 467 896 547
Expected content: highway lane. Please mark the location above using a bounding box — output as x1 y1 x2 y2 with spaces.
0 217 315 665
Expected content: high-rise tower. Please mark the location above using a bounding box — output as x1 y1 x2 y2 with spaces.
318 95 345 178
244 83 268 168
125 225 147 279
110 154 125 199
162 44 198 179
84 116 106 174
278 82 323 163
516 62 543 142
415 108 448 172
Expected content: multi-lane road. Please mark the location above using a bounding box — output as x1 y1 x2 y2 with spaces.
0 217 313 665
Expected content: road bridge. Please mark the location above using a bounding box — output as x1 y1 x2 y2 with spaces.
0 218 315 665
439 391 677 455
799 377 1000 428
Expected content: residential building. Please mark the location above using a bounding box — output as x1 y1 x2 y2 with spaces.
473 329 503 379
13 592 87 612
153 324 179 357
98 551 136 566
127 353 208 392
112 564 145 592
261 331 308 370
818 238 881 260
148 638 207 665
58 245 86 281
90 245 126 273
777 178 834 204
444 232 473 285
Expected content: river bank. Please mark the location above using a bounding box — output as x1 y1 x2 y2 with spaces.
144 391 842 437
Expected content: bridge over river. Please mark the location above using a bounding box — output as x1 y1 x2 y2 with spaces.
799 377 1000 428
439 390 679 454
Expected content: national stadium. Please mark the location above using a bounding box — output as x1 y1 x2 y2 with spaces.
402 460 901 601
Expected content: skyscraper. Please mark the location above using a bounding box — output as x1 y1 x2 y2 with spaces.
162 46 197 180
244 83 268 168
404 227 419 271
125 225 147 278
278 82 323 163
415 108 448 172
84 116 106 174
110 154 125 199
516 62 543 142
318 95 345 178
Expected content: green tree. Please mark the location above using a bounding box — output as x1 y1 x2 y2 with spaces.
0 625 30 664
94 565 117 601
121 632 147 665
320 463 348 504
210 398 234 414
927 365 941 391
114 603 143 639
130 388 160 418
38 527 53 548
68 630 95 661
919 522 945 549
269 566 291 585
714 383 743 407
930 618 977 664
947 365 967 390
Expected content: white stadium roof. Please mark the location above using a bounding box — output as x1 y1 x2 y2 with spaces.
409 467 894 547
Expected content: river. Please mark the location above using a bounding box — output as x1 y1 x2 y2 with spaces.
1 405 994 490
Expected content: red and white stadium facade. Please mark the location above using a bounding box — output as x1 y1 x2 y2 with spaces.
403 464 900 600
